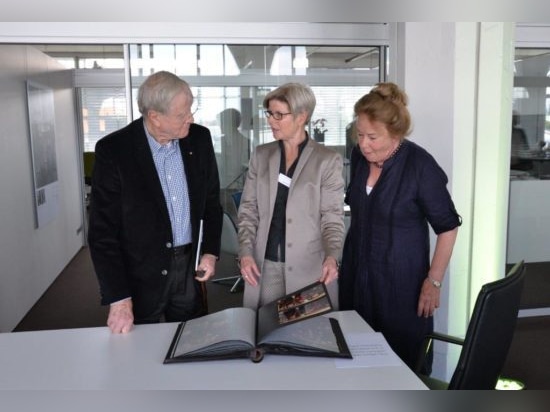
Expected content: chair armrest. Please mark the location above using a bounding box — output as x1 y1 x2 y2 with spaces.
428 332 465 347
414 332 465 373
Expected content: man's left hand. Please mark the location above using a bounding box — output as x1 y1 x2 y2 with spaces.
195 253 217 281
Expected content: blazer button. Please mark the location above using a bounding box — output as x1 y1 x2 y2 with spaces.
287 242 292 248
287 266 292 272
161 270 168 276
166 242 172 248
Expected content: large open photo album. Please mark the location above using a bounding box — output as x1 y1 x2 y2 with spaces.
164 281 352 363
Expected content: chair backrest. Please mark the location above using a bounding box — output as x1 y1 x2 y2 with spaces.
220 212 239 256
448 261 526 389
83 151 95 183
231 191 242 210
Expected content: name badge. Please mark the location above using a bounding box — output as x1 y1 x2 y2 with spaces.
278 173 292 188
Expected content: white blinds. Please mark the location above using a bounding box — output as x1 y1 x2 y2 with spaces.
81 87 127 152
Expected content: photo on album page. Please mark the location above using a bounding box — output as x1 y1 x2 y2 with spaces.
259 281 333 329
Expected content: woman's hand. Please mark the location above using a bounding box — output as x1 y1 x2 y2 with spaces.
417 278 441 318
320 256 339 285
239 255 261 286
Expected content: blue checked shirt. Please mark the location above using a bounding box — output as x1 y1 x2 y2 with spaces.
145 124 192 246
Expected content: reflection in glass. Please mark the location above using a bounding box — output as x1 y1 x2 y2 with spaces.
81 88 127 152
127 44 383 211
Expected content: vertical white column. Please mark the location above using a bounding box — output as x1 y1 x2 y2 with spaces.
469 23 515 299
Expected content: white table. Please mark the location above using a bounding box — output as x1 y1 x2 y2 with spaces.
0 311 427 390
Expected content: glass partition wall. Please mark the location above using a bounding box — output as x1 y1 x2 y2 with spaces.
64 42 384 217
127 44 385 211
511 48 550 179
507 47 550 264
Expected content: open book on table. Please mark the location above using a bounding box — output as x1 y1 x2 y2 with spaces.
164 281 352 363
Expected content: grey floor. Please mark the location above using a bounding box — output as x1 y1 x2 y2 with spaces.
13 246 243 332
500 262 550 389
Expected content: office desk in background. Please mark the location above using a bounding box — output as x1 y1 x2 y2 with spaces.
0 311 427 390
518 153 550 179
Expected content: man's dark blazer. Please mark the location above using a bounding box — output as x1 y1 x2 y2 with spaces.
88 117 222 319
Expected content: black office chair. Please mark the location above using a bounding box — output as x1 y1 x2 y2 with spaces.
415 260 526 390
231 191 242 211
210 212 243 293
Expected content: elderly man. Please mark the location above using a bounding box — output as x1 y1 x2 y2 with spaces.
88 71 222 333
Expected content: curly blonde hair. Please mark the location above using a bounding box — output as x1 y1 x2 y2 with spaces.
354 82 412 138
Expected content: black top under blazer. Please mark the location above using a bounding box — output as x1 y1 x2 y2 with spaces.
88 118 222 318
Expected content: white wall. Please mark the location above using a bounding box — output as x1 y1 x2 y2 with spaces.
0 45 84 332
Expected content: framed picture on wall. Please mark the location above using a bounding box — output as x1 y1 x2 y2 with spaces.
26 81 59 228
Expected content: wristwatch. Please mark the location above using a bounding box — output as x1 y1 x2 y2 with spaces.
428 277 442 289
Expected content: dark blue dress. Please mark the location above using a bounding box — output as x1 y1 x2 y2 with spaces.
339 140 461 370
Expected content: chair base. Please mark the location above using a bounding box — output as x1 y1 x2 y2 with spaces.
211 275 243 293
417 374 449 390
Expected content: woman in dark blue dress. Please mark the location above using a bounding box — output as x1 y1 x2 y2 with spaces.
339 83 461 372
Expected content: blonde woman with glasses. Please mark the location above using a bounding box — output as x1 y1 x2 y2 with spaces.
237 82 345 309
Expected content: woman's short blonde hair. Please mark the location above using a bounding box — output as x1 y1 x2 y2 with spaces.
263 82 316 123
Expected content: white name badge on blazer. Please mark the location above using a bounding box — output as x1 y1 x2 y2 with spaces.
278 173 292 188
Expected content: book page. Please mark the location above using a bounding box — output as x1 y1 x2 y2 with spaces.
173 307 256 357
276 283 331 324
258 316 340 353
277 295 332 324
257 281 333 339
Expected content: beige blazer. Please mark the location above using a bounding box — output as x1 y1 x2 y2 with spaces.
238 138 345 309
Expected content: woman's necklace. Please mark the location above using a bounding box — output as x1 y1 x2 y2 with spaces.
370 140 403 169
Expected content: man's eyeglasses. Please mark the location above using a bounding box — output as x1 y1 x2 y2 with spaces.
187 102 199 119
264 110 292 121
178 106 198 121
188 107 199 119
